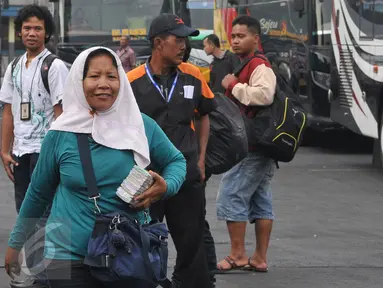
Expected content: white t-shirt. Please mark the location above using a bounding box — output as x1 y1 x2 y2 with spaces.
0 48 69 157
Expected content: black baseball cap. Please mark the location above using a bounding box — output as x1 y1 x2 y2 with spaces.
149 14 200 39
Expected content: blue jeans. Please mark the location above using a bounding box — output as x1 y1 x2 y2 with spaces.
216 151 276 223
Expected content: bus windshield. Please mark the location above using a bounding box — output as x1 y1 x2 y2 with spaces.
61 0 162 43
238 0 308 42
60 0 213 44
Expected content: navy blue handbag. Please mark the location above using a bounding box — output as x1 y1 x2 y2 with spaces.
76 134 172 287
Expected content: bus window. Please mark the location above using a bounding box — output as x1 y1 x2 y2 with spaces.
374 1 383 38
239 0 308 43
312 0 331 46
359 0 374 38
62 0 213 43
186 0 214 30
346 0 360 14
63 0 163 43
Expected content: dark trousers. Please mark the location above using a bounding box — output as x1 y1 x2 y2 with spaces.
150 181 210 288
13 153 39 213
13 153 49 282
203 174 217 285
204 216 217 283
45 260 156 288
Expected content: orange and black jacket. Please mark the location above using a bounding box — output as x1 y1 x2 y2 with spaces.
128 60 216 182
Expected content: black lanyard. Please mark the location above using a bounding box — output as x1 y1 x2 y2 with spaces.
19 50 48 102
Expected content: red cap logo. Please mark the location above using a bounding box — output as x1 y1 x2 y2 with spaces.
175 17 184 25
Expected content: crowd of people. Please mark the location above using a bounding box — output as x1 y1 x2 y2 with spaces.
0 4 277 288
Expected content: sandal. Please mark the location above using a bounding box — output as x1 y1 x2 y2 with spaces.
242 257 268 273
215 256 247 274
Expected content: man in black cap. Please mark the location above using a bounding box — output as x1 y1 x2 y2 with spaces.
128 14 216 288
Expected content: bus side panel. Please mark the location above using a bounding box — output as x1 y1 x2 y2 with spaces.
329 46 361 134
329 0 379 139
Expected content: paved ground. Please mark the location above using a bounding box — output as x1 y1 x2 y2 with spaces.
0 131 382 287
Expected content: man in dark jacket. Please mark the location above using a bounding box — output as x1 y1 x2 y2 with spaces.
203 34 240 93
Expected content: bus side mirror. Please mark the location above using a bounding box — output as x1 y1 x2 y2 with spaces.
294 0 305 12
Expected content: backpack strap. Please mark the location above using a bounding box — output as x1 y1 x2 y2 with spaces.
233 56 256 77
253 53 268 62
233 53 270 77
76 133 101 201
41 54 58 95
11 55 22 76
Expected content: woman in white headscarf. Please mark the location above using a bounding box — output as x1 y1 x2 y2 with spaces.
4 47 186 287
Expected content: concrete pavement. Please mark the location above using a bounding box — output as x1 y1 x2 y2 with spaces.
0 133 383 287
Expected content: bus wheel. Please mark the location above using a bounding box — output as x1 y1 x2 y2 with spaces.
372 108 383 168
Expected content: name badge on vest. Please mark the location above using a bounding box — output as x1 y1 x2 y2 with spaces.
20 102 31 121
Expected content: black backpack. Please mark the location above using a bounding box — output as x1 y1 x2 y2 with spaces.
11 53 59 95
233 53 307 163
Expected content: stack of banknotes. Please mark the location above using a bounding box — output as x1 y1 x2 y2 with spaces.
116 165 154 205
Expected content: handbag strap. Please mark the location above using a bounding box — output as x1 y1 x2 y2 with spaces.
76 133 101 213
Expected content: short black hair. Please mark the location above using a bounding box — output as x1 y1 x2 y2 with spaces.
204 34 220 48
14 4 55 44
232 15 261 35
83 49 118 80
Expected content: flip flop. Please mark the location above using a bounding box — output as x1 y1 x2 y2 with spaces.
242 257 268 273
215 256 247 274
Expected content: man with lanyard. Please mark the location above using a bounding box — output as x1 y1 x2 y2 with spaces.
0 4 68 287
128 14 216 288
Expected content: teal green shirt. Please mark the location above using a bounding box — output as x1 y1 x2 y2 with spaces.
8 114 186 260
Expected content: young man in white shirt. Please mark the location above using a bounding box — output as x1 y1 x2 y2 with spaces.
0 4 68 287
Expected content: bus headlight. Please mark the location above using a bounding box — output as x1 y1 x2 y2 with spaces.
312 71 330 90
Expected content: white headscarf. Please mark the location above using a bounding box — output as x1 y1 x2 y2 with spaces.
50 46 150 168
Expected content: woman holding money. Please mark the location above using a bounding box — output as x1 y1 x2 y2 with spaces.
4 47 186 287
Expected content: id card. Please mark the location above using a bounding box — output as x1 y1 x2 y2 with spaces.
20 102 31 121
